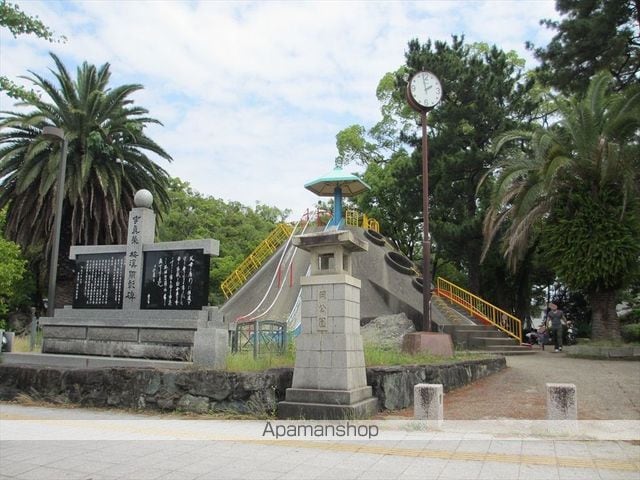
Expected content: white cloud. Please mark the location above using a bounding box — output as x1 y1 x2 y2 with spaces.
0 0 559 218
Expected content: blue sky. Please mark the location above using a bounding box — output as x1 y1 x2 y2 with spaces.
0 1 559 219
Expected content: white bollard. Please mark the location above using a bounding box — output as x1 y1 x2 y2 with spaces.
546 383 577 420
414 383 443 425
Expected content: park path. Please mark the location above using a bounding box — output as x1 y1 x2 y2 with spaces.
441 351 640 420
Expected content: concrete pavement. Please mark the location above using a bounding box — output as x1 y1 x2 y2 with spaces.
1 403 639 480
1 353 639 479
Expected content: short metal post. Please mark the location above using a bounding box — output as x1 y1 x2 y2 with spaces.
282 326 288 354
253 320 259 359
30 307 38 351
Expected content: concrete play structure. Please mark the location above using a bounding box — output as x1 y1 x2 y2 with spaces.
221 218 531 356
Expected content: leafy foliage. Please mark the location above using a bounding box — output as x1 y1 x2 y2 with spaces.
529 0 639 94
620 323 640 342
0 54 172 306
540 188 640 293
486 72 640 338
0 53 172 252
356 152 423 258
0 213 29 319
0 1 66 102
0 1 63 41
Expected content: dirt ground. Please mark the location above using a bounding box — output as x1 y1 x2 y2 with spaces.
379 349 640 420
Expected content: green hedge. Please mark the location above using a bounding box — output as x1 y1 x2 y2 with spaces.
620 323 640 343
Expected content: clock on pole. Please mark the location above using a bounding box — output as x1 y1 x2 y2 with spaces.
402 69 452 355
406 70 442 112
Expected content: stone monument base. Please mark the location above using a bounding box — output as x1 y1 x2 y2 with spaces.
278 386 378 419
402 332 454 357
40 306 228 365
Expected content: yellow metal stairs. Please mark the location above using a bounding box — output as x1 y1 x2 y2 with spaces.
220 223 294 299
434 277 535 355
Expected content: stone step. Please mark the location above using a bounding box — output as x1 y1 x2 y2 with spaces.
473 349 537 356
456 329 510 338
483 344 532 351
472 337 518 347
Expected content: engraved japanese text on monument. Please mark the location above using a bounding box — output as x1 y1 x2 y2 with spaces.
141 249 210 310
317 288 329 332
73 253 125 308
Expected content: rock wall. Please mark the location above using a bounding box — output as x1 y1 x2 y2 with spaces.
0 357 505 414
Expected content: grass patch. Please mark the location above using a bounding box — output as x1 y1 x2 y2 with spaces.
224 342 489 372
576 338 640 347
225 347 296 372
4 332 42 353
364 345 488 366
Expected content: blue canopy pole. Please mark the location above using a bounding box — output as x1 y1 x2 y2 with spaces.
331 186 343 228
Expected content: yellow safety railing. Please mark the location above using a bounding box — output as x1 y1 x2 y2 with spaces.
221 223 294 299
435 277 522 342
345 209 380 232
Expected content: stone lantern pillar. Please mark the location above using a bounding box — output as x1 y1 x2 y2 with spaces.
278 230 378 419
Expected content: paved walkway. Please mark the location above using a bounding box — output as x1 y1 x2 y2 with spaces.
443 350 640 420
1 353 639 480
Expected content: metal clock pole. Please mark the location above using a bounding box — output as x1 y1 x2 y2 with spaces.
421 110 431 333
406 70 442 336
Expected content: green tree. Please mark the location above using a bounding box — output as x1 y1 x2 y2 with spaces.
0 236 26 320
157 178 288 305
485 72 640 339
0 1 66 101
0 53 172 307
339 37 546 320
528 0 639 95
356 151 423 258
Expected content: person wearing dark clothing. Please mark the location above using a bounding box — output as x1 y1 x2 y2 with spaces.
547 302 564 352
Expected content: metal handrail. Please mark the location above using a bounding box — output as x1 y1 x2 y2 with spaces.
221 223 295 298
435 277 522 342
345 209 380 232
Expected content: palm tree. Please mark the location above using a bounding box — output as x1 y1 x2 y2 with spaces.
0 53 172 308
483 71 640 339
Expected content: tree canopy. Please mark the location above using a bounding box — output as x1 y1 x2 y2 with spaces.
486 72 640 338
529 0 639 94
339 36 544 318
0 54 172 307
0 1 65 102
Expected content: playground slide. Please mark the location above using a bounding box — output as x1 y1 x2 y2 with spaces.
221 223 473 335
220 223 321 330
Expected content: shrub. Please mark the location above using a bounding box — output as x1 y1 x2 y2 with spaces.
620 323 640 343
619 308 640 325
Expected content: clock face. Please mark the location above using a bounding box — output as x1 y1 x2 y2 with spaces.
408 71 442 109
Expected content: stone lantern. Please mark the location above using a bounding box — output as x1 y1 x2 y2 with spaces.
277 229 377 419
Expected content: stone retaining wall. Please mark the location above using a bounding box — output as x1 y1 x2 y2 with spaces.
0 357 505 414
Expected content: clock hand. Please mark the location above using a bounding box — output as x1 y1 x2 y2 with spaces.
422 76 432 91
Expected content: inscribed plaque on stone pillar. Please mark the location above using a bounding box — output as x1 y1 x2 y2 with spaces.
122 208 155 310
317 288 328 332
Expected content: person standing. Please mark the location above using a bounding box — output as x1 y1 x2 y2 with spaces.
547 302 564 352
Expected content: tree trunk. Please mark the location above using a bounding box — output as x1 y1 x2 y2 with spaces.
467 245 482 295
589 289 620 340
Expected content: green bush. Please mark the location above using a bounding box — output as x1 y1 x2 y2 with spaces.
619 308 640 325
620 323 640 343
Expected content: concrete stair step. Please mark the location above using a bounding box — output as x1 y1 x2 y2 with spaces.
483 344 532 351
457 330 510 338
470 337 519 349
471 349 537 356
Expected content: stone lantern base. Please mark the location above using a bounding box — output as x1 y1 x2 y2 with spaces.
278 387 378 420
